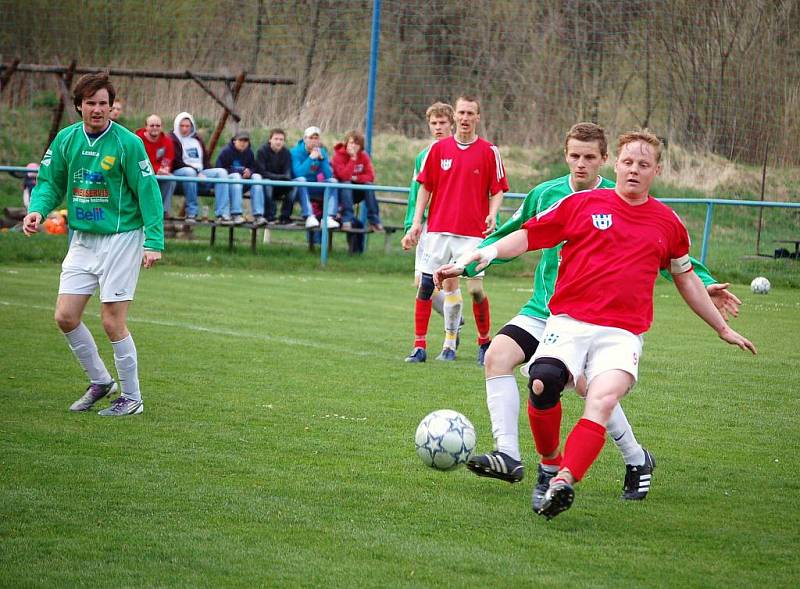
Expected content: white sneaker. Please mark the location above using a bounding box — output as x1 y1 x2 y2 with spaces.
305 216 320 228
232 214 245 225
326 217 340 229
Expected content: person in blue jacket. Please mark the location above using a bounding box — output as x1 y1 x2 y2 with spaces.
291 126 340 229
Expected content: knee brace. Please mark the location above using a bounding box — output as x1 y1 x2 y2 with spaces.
417 273 435 300
528 357 568 409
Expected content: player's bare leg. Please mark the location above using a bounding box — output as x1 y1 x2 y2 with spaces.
575 376 654 499
539 370 632 519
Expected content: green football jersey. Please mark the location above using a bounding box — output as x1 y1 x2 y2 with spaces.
466 174 717 320
404 144 433 233
30 121 164 251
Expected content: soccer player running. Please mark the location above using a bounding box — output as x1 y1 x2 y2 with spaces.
437 130 755 519
455 123 742 506
402 95 508 364
23 73 164 416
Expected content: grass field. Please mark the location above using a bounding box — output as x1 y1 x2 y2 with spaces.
1 258 798 588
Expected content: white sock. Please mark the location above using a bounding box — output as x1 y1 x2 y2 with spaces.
112 334 141 401
442 289 462 349
607 403 645 466
431 290 445 316
486 375 521 461
64 322 112 384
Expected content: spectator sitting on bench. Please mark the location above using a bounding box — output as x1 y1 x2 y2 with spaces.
332 130 383 232
291 126 339 229
166 111 228 224
255 128 296 225
135 114 175 217
215 130 264 226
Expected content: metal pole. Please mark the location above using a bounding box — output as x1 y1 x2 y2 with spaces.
700 202 714 265
364 0 381 155
755 144 768 256
320 184 331 266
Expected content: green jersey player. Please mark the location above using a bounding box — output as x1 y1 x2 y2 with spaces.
24 73 164 416
443 123 741 506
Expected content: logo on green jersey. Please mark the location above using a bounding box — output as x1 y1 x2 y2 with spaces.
138 159 154 177
73 168 105 184
100 155 116 171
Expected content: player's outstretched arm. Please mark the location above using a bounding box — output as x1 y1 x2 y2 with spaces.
672 270 756 354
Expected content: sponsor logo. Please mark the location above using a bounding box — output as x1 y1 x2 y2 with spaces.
440 159 452 171
632 352 639 366
114 289 127 297
473 168 480 174
156 147 165 159
592 213 613 230
138 159 154 177
73 168 105 184
42 148 52 167
100 155 116 171
72 188 110 198
82 150 100 157
543 332 559 345
74 207 105 221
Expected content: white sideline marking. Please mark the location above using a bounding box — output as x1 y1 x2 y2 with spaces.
0 299 390 359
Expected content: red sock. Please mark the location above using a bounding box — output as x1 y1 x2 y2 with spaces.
473 296 491 345
414 298 433 348
528 400 562 464
562 418 606 482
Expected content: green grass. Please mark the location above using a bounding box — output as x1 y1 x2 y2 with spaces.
0 261 798 587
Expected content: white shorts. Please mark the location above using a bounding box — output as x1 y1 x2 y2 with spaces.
419 232 485 277
414 223 429 278
59 229 145 302
505 314 547 342
521 314 643 385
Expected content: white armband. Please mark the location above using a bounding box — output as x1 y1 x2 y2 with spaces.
670 253 692 274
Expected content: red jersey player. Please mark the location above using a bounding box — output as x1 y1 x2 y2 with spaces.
436 130 756 519
402 95 509 364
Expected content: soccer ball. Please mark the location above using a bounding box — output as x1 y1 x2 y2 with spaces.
415 409 477 470
750 276 771 294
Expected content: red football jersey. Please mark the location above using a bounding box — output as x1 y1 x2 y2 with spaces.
417 136 508 237
522 188 692 334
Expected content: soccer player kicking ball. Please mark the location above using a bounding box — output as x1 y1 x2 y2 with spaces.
23 73 164 416
455 123 741 506
403 95 508 364
437 130 755 519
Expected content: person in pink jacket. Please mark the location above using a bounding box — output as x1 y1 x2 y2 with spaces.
331 130 383 231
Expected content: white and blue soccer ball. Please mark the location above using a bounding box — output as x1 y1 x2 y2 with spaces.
750 276 771 294
415 409 477 470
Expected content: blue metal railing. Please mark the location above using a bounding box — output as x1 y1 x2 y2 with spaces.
3 165 799 266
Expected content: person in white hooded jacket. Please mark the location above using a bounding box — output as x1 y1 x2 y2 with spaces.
164 112 229 223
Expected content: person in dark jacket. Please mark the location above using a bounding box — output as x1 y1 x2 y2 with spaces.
255 128 296 224
215 130 265 225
